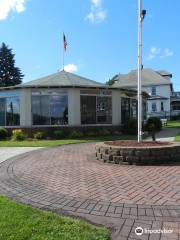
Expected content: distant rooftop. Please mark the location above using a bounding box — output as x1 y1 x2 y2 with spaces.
113 68 172 88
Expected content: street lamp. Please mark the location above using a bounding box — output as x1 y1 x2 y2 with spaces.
137 0 146 142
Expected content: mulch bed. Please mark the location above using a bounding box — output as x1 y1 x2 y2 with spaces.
105 140 172 147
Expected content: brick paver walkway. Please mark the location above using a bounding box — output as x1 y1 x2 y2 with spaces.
0 143 180 239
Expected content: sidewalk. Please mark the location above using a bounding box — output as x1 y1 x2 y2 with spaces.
145 127 180 142
0 147 43 164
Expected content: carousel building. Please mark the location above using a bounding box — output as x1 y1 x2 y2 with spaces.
0 70 147 129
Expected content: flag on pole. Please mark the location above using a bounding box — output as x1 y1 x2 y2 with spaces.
63 33 67 51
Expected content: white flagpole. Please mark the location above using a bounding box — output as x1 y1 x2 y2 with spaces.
138 0 142 142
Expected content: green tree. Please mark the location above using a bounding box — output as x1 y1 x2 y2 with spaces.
0 43 24 87
106 74 118 86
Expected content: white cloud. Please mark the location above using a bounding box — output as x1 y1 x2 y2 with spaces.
147 46 161 60
86 0 107 23
91 0 102 7
63 64 78 73
0 0 26 21
160 48 174 58
147 46 173 60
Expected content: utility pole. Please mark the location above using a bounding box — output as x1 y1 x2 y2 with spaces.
137 0 146 142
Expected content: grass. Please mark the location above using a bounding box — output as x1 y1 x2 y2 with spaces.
0 195 110 240
166 120 180 128
175 134 180 141
0 135 136 147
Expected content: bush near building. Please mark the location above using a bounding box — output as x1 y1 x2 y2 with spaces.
0 128 8 140
145 117 162 132
11 129 27 141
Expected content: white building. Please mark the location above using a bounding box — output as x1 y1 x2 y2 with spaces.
0 70 148 131
171 91 180 117
113 68 173 119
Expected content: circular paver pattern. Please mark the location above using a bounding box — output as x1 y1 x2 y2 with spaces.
0 143 180 240
7 143 180 205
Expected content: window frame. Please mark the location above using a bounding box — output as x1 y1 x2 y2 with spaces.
31 91 69 126
151 86 157 96
152 102 157 112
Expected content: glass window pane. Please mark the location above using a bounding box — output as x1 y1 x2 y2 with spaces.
50 95 68 125
32 96 41 125
0 98 6 126
41 96 50 125
121 98 130 124
81 96 96 124
6 97 20 126
131 99 137 118
152 102 157 112
151 86 156 96
32 96 50 125
32 95 68 125
96 97 112 124
161 102 164 111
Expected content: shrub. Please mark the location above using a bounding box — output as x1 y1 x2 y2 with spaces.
69 130 83 138
145 117 162 132
11 129 27 141
33 131 45 140
53 130 65 139
0 128 8 140
123 118 137 135
98 129 111 136
85 131 97 137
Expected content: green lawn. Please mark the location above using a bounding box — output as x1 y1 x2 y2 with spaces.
0 135 136 147
167 120 180 128
175 134 180 141
0 195 110 240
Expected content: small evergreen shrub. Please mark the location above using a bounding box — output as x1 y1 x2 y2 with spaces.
145 117 162 131
69 130 83 138
86 131 97 137
123 118 137 135
0 128 8 140
11 129 27 141
53 130 65 139
33 131 45 140
98 129 111 136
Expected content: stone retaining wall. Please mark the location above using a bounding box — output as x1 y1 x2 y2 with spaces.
95 142 180 165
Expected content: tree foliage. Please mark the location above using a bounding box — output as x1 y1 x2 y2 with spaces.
0 43 24 87
106 74 118 86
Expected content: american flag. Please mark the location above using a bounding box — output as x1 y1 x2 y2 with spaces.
63 33 67 51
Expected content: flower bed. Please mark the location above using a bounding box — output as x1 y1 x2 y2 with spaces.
95 140 180 165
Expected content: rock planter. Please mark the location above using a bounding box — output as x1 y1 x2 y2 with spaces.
95 140 180 165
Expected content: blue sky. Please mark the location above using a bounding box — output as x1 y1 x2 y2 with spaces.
0 0 179 90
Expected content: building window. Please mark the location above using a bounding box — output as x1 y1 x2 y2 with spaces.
151 86 156 96
96 97 112 124
32 94 68 125
0 98 6 126
152 102 157 112
161 102 164 111
80 95 112 124
172 102 180 111
131 99 137 118
81 96 96 124
32 96 50 125
0 97 20 126
50 95 68 125
121 98 130 124
6 97 20 126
